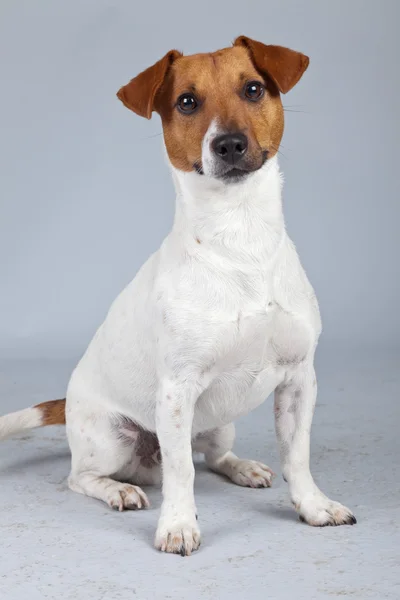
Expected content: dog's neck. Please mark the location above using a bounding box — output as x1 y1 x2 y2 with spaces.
169 156 285 265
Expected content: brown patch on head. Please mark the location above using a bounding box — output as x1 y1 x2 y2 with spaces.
155 45 285 172
117 37 309 176
36 399 66 425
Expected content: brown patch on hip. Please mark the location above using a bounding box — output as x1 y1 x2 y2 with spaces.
35 399 66 425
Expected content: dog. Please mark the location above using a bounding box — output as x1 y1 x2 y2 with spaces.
0 36 356 556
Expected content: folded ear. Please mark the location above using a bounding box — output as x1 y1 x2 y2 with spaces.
234 36 309 94
117 49 182 119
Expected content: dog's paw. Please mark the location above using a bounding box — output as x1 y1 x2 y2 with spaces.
229 459 275 488
107 483 150 511
225 459 275 488
155 516 201 556
296 493 356 527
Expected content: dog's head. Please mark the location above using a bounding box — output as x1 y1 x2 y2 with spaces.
117 36 309 183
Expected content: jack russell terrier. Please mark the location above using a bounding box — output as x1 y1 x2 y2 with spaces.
0 36 356 556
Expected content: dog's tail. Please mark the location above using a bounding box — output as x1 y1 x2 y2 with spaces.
0 399 66 440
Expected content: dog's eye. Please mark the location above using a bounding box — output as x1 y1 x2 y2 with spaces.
177 93 198 114
244 81 265 101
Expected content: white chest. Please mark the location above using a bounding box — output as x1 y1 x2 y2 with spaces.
191 296 315 432
77 159 320 435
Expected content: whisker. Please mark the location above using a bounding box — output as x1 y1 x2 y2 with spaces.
283 109 310 114
270 144 287 160
140 132 163 141
276 140 293 152
193 161 204 175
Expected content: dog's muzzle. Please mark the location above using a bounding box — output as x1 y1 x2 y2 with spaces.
212 133 248 167
207 132 267 182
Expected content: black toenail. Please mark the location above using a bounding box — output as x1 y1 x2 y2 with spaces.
180 545 186 557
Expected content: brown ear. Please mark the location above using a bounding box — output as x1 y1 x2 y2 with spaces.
234 36 309 94
117 50 182 119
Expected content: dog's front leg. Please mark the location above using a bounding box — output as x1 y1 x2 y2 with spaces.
155 378 200 556
274 362 356 527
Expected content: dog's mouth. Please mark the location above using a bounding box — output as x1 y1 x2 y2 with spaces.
221 167 250 182
193 150 269 182
193 161 204 175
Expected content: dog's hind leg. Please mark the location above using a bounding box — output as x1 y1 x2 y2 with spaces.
67 408 152 511
193 423 275 488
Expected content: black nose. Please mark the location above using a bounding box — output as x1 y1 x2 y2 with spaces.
212 133 248 165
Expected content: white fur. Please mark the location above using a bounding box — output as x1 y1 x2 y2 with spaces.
62 150 354 554
201 119 220 177
0 125 354 551
0 407 42 439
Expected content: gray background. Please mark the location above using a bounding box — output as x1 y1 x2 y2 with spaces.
0 1 399 599
1 0 399 359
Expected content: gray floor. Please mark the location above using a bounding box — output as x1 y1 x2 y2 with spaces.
0 348 399 600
